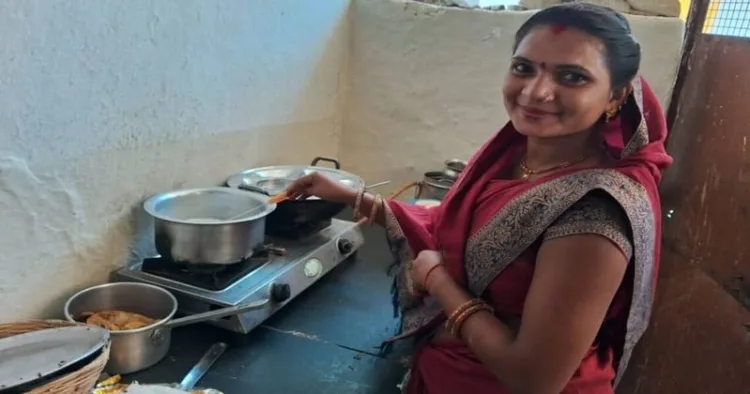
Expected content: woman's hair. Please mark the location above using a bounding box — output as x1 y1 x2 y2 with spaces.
513 3 641 92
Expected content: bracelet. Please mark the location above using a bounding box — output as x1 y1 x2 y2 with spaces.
421 263 444 292
447 302 493 337
367 193 382 224
353 187 366 220
446 299 484 326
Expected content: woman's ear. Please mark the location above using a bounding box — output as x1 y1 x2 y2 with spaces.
613 82 633 106
606 82 634 115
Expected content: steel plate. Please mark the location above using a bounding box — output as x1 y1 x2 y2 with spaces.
0 326 109 391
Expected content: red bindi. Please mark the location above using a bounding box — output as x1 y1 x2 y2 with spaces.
551 24 567 35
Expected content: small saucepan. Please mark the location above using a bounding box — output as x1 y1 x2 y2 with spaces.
64 282 290 375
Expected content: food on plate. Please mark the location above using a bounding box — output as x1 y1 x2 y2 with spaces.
92 375 223 394
79 310 157 331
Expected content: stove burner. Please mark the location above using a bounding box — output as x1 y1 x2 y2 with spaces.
267 219 333 239
141 244 284 291
114 219 363 334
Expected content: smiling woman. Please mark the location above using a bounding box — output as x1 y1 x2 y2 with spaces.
379 7 671 393
282 3 672 394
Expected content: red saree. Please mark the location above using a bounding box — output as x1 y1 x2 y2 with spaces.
381 77 672 393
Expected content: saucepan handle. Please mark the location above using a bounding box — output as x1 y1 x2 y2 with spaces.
310 157 341 169
159 283 291 330
238 183 271 196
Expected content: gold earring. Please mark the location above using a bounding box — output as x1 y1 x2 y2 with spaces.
605 103 623 123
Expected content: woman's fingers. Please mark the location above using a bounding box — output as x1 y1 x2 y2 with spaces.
285 175 313 197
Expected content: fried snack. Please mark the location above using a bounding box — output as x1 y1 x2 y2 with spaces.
80 310 157 331
99 375 123 386
92 375 129 394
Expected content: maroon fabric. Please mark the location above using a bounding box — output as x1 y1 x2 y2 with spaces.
386 78 671 393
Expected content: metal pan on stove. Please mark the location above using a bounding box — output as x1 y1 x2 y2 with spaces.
225 157 365 235
143 187 276 266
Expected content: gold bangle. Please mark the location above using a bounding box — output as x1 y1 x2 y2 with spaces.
422 262 443 290
368 193 382 224
446 299 484 326
353 188 366 220
448 303 493 337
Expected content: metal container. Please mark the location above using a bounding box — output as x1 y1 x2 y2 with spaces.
414 171 455 201
225 157 365 234
442 159 467 180
143 187 276 265
64 282 290 374
64 283 175 375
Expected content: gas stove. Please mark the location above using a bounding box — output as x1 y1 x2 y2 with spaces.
112 219 364 334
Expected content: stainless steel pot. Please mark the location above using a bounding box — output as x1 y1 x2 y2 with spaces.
414 171 454 201
442 159 467 180
143 187 276 265
64 282 290 374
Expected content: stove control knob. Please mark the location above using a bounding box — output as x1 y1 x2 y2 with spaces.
337 238 354 255
269 283 291 303
304 258 324 278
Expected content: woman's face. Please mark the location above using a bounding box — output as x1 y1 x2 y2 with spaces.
502 25 619 138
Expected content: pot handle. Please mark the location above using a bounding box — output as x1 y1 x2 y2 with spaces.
159 282 291 330
310 157 341 169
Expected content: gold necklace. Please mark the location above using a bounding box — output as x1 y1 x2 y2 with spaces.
518 151 598 181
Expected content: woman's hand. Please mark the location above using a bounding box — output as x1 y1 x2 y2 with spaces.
411 250 451 295
285 172 358 204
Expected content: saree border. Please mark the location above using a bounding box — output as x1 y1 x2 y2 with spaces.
463 168 656 387
384 204 445 334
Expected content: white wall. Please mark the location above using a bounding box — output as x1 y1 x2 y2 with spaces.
0 0 350 321
340 0 685 192
0 0 685 322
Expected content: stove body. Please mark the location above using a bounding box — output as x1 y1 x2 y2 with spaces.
112 219 363 334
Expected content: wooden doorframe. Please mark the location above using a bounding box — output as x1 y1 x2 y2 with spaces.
665 0 711 139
